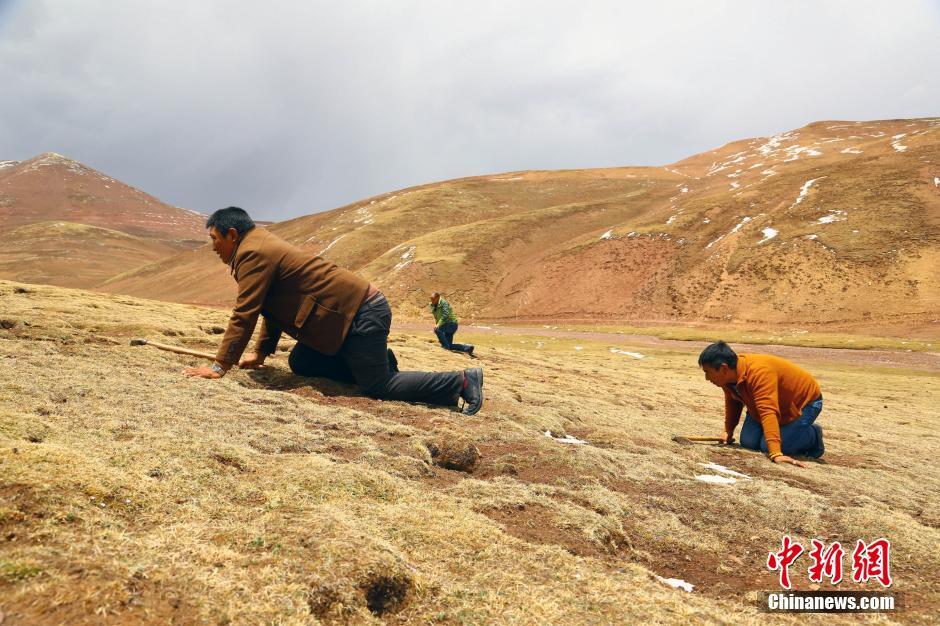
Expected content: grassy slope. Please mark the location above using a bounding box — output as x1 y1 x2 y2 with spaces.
0 221 185 289
1 281 938 624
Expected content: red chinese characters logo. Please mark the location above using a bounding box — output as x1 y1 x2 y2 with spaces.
807 539 844 584
767 537 892 589
852 539 892 587
767 535 804 589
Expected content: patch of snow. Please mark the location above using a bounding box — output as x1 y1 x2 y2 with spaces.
730 182 740 190
806 234 818 240
695 474 738 485
706 216 752 249
393 245 416 271
680 187 689 193
790 178 824 208
841 147 863 154
666 215 677 225
817 210 847 225
0 160 18 169
702 218 710 224
706 163 728 176
729 217 752 234
757 227 778 244
574 346 583 351
757 131 798 156
699 463 751 479
934 177 939 187
352 207 373 223
783 145 823 162
655 576 694 593
545 430 589 445
610 348 644 359
891 134 908 152
314 234 345 254
600 229 614 239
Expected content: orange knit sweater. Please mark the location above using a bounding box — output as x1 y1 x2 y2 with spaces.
723 354 821 457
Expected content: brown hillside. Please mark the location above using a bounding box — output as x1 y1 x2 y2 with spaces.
0 153 206 287
0 221 184 289
99 119 940 336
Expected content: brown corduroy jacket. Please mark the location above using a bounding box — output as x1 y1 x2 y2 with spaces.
214 228 370 365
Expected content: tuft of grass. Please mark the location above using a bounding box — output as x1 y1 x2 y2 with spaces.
1 560 43 582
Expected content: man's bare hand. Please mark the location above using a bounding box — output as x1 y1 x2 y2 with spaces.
239 352 267 369
719 432 734 445
182 366 223 379
772 454 807 468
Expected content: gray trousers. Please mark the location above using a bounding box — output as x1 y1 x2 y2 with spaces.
288 293 463 406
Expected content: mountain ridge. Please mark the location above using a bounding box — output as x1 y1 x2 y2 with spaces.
0 152 207 288
5 119 939 335
100 117 940 336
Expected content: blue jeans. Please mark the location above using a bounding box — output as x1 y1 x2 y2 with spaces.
740 396 823 456
435 322 473 353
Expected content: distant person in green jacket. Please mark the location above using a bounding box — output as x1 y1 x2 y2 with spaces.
429 292 474 356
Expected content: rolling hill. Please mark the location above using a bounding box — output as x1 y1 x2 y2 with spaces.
0 153 206 288
98 118 940 337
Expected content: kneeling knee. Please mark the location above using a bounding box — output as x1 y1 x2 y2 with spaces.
740 433 762 451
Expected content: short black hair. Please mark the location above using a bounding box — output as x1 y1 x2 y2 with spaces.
206 207 255 236
698 341 738 369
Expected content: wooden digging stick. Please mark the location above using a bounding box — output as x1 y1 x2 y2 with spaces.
671 435 727 445
130 338 217 361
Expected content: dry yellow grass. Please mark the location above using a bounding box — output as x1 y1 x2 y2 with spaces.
1 280 938 624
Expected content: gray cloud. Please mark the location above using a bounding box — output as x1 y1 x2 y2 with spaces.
1 0 938 220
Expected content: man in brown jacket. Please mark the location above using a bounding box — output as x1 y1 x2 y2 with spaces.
183 207 483 414
699 341 824 468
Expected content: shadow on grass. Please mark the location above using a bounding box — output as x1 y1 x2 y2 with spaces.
242 367 361 397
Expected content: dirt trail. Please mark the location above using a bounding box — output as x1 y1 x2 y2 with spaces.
394 322 940 371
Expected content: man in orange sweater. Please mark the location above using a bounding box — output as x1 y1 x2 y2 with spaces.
699 341 824 468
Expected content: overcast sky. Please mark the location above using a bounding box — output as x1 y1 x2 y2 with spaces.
1 0 938 221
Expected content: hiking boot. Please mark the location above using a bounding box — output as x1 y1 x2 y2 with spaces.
460 367 483 415
467 345 475 357
387 348 399 373
807 424 825 458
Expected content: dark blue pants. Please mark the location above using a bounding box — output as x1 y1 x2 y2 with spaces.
434 322 473 353
288 294 463 406
740 396 823 456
